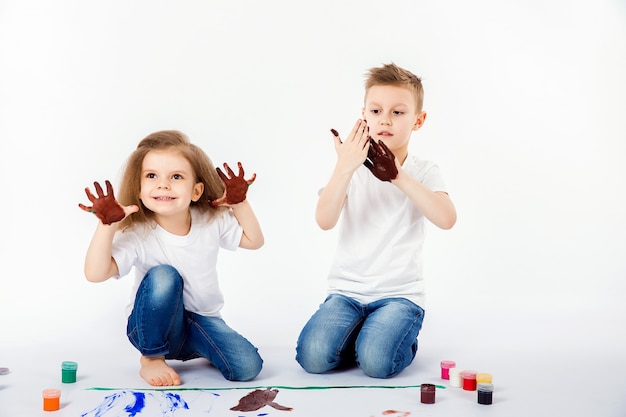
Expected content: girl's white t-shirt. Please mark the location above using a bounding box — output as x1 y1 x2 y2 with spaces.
327 154 448 308
112 208 242 317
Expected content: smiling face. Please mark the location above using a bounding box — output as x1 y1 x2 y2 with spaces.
139 148 204 227
363 84 426 163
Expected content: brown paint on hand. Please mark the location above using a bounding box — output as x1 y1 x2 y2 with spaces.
211 162 256 206
363 137 398 182
78 180 125 225
230 388 293 412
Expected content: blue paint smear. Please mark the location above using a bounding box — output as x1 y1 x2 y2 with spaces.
125 392 145 416
81 391 189 417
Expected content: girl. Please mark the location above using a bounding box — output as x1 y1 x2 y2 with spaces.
79 130 264 386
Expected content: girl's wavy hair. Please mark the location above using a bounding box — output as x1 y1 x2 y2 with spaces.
116 130 225 230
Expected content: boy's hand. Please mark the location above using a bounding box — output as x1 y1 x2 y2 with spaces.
78 180 127 225
363 138 398 182
211 162 256 206
330 119 370 174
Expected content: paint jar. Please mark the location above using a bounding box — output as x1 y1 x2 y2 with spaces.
420 384 436 404
61 361 78 383
42 388 61 411
477 382 494 405
461 370 477 391
476 372 492 384
449 367 463 388
440 360 456 380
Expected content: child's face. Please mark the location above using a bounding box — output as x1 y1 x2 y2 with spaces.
363 84 426 161
139 149 204 220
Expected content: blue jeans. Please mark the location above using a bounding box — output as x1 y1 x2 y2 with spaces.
126 265 263 381
296 294 425 378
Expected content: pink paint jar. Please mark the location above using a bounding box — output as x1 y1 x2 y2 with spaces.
440 360 456 380
462 370 477 391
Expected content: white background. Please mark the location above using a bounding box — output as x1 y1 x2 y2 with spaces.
1 2 626 414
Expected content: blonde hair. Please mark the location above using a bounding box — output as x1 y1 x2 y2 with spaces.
364 63 424 112
117 130 225 230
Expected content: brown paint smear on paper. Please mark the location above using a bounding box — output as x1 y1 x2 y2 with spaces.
230 388 292 412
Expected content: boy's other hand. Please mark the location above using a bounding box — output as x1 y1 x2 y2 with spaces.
364 138 398 182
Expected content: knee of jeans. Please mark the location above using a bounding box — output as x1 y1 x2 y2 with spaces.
144 265 183 294
357 340 417 379
227 355 263 382
295 343 337 374
358 357 395 379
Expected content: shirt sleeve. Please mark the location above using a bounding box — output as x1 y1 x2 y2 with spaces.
111 229 140 278
218 210 243 251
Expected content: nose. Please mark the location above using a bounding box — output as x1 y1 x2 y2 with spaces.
380 113 392 126
157 178 171 189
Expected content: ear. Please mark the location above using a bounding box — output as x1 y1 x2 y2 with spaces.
412 111 427 131
191 182 204 202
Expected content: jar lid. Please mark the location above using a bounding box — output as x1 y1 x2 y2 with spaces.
420 383 436 392
461 370 477 378
440 360 456 368
477 383 494 392
449 367 463 375
42 389 61 398
476 372 492 382
62 361 78 370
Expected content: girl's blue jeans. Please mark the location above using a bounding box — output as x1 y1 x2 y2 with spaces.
126 265 263 381
295 293 425 379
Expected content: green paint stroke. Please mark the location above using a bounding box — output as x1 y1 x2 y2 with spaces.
87 384 446 391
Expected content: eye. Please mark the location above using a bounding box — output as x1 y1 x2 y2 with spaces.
393 111 405 115
146 173 156 179
172 174 183 180
370 109 380 114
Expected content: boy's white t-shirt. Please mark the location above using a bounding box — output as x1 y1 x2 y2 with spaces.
327 154 448 308
112 208 242 318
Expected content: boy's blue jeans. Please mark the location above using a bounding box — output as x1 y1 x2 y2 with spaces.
126 265 263 381
295 293 424 379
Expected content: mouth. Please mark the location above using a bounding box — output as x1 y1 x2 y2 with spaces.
153 196 176 201
376 131 393 137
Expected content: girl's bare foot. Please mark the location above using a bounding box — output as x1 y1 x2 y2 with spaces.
139 356 182 386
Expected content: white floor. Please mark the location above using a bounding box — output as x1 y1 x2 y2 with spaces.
1 303 625 417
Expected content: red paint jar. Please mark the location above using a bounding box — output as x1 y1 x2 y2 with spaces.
461 370 477 391
420 384 436 404
440 360 456 380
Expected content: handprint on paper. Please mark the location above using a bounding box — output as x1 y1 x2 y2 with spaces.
211 162 256 206
230 388 292 412
78 180 126 225
363 137 398 182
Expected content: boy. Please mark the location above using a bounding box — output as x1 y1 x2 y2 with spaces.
296 63 456 378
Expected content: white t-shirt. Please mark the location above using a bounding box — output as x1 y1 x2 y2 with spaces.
327 154 448 308
112 208 242 318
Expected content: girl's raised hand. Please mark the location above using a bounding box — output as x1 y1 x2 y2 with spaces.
211 162 256 206
78 180 136 225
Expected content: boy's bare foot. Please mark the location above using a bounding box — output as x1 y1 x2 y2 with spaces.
139 356 182 386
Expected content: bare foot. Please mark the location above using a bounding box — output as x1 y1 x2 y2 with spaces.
139 356 182 386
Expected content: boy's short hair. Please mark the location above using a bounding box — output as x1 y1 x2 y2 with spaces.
365 63 424 112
